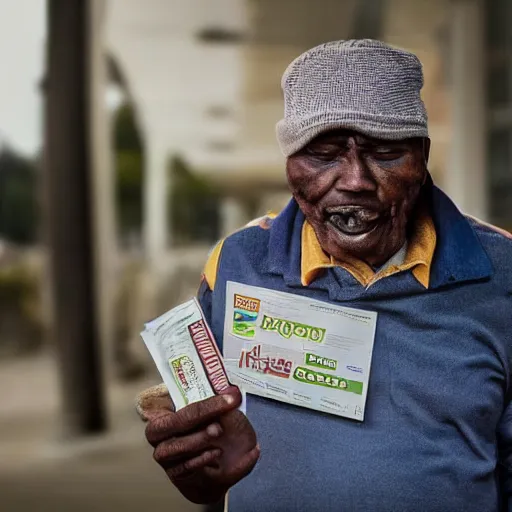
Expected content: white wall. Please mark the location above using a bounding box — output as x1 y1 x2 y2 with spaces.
0 1 46 156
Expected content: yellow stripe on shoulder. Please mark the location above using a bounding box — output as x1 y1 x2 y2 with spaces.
203 239 226 290
202 212 279 290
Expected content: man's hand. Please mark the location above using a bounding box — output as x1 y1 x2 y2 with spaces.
138 384 259 504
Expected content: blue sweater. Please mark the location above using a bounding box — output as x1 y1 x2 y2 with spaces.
198 185 512 512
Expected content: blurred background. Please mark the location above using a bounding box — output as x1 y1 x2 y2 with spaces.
0 0 510 510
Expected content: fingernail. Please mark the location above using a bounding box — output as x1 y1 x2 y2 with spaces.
206 423 222 438
223 394 235 406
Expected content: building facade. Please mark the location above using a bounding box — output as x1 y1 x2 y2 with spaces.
105 0 512 267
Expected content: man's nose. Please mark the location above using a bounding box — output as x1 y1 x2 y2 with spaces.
334 151 377 193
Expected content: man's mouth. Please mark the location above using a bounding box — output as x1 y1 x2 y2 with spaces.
326 206 383 236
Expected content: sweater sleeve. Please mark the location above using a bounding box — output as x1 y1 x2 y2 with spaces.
498 397 512 510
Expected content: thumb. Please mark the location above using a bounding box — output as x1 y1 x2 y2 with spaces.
135 383 175 422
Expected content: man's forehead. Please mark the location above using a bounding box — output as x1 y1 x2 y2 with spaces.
307 129 420 147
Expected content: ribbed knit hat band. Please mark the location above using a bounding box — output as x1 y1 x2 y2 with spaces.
276 39 429 157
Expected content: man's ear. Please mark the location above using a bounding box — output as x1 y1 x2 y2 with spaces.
423 138 431 165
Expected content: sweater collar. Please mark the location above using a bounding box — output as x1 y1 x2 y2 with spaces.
267 183 493 295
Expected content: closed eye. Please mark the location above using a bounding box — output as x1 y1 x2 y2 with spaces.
305 145 341 161
370 149 406 162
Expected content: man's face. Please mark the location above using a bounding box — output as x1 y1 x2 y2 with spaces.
286 130 429 266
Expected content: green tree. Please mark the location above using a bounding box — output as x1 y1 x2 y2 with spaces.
113 103 144 245
0 148 38 244
168 155 220 245
113 103 222 247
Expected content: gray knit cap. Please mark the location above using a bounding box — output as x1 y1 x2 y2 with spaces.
276 39 429 157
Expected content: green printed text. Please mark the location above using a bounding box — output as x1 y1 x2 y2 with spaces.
305 353 337 370
293 366 363 395
260 315 326 343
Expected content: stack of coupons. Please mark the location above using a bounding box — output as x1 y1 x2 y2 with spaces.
141 299 233 412
142 282 377 421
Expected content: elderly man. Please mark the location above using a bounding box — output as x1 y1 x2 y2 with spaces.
137 40 512 511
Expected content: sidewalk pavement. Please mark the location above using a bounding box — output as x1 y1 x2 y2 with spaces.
0 354 202 512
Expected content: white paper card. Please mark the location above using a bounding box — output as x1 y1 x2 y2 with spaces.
141 298 246 412
223 282 378 421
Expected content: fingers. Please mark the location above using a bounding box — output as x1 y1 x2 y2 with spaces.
153 422 223 465
204 444 260 485
217 385 242 399
145 391 241 447
166 448 222 480
136 383 175 422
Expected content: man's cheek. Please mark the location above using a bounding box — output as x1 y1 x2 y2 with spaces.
289 181 309 203
385 181 419 205
297 198 319 220
300 178 333 204
291 178 320 204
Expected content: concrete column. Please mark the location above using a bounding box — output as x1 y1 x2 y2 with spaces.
143 139 168 272
221 196 250 237
446 0 487 219
89 0 116 384
45 0 107 436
